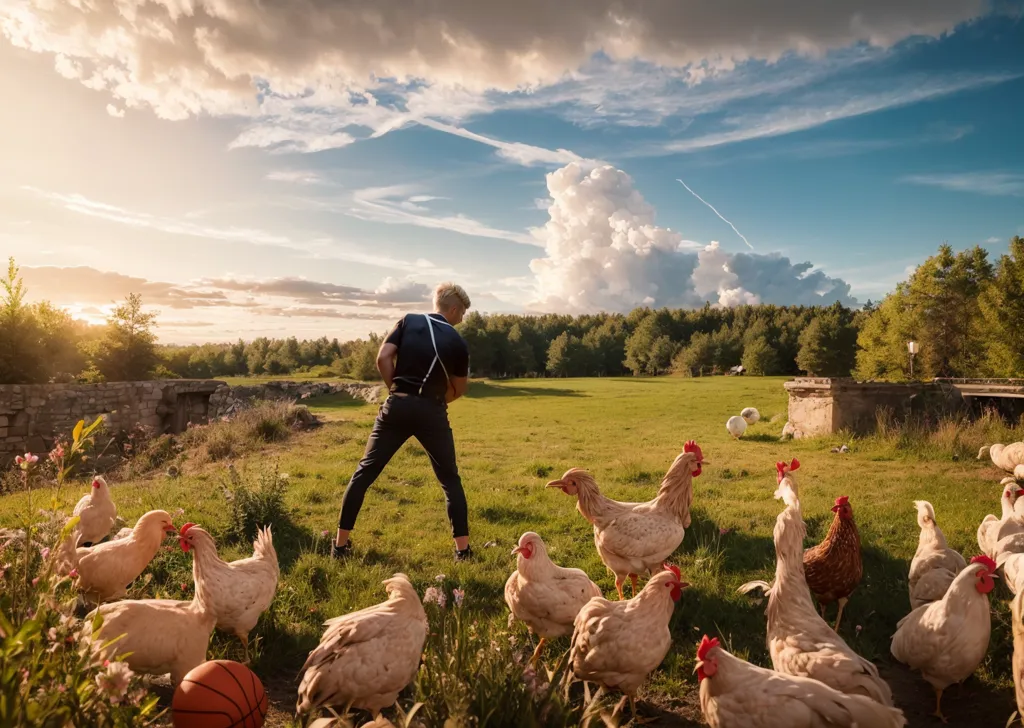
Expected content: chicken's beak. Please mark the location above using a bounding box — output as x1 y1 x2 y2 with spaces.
545 479 565 488
693 660 703 674
165 523 177 534
511 545 524 556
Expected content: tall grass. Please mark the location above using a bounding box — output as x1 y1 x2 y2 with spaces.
870 406 1024 461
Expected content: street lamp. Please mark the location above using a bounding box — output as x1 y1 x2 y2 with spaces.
907 341 918 379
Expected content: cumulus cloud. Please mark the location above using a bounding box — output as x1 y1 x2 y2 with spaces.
0 0 993 156
527 163 857 313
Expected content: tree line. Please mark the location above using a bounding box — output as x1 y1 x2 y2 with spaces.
2 238 1021 385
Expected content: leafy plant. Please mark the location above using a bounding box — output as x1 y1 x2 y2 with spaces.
47 415 106 487
223 463 290 544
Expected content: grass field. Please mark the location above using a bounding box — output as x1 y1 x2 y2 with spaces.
2 376 1022 726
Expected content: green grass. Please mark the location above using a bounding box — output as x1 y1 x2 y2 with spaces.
2 375 1021 726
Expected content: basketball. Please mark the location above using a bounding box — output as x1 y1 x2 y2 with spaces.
172 660 268 728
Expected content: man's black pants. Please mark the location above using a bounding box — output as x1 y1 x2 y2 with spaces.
338 393 469 538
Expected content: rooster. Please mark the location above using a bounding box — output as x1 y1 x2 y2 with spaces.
801 479 862 632
908 500 966 609
569 564 687 722
547 441 703 599
72 476 117 547
977 482 1024 558
890 554 997 722
504 531 602 664
695 635 907 727
177 522 279 662
296 573 427 721
82 527 216 686
58 510 178 604
738 461 894 706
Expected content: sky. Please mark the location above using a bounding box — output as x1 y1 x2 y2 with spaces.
1 1 1022 344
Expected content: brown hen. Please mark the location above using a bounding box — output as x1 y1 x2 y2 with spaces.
803 492 862 632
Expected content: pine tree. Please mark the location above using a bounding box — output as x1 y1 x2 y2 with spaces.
93 293 160 381
979 236 1024 376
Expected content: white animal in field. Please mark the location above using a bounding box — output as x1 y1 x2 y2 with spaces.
726 416 747 439
741 407 760 425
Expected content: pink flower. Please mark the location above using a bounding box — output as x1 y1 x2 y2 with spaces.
423 586 447 608
31 577 39 586
68 569 78 579
15 453 39 470
719 527 732 536
453 588 465 608
96 661 134 704
40 547 50 560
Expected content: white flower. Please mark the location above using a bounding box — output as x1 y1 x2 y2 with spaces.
96 661 134 704
423 586 447 609
435 574 446 582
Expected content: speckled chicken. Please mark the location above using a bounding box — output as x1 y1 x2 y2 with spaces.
696 635 907 728
738 461 894 706
909 500 966 609
569 564 688 721
803 488 862 632
82 527 216 686
178 522 279 662
504 531 602 663
548 441 703 600
891 554 997 722
58 509 178 604
71 476 117 547
296 573 427 721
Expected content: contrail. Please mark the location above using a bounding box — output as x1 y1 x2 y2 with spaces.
676 178 754 251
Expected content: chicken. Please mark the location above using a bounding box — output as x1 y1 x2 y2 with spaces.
737 462 894 706
741 407 760 425
1014 589 1024 725
994 532 1024 595
695 635 907 728
890 554 997 722
547 441 703 600
296 573 427 721
979 442 1024 475
71 476 117 547
504 531 602 664
908 500 967 609
177 522 279 661
726 416 747 438
977 481 1024 557
82 529 216 686
569 564 688 722
802 487 862 632
58 509 178 604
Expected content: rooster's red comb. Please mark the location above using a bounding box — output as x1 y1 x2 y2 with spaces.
662 562 681 580
971 554 997 573
696 635 720 661
684 441 703 458
834 495 850 508
178 522 196 536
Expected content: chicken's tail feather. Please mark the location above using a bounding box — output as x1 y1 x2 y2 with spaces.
737 579 772 596
254 524 277 563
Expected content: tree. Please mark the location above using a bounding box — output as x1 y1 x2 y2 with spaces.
93 293 160 381
673 331 715 376
0 257 44 383
546 332 588 377
742 336 778 376
979 236 1024 376
797 305 858 377
506 323 536 376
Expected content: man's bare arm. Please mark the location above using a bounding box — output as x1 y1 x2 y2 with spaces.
446 375 469 403
376 342 398 389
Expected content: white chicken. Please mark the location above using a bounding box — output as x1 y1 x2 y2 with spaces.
890 554 997 722
740 407 760 425
737 464 894 706
908 500 967 609
726 415 747 438
296 573 427 721
569 564 687 721
58 510 178 604
979 442 1024 474
71 476 117 547
504 531 602 664
977 482 1024 557
82 532 216 686
177 522 279 661
547 442 703 600
695 635 907 728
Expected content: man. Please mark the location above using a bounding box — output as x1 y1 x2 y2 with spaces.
334 282 474 561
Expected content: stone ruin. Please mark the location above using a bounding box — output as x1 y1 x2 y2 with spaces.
0 379 384 465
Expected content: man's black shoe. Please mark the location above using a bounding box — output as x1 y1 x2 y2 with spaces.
455 545 473 562
332 541 353 559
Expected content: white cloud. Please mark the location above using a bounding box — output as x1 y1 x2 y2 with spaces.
105 103 124 118
527 162 857 312
416 119 593 168
265 170 331 186
902 172 1024 197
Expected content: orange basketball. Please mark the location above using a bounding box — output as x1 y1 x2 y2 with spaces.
172 660 268 728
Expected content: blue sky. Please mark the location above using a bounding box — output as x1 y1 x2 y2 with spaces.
0 1 1022 343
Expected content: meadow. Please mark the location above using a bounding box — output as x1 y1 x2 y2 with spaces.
2 375 1022 727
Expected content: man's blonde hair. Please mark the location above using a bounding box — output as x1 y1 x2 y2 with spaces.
433 282 471 313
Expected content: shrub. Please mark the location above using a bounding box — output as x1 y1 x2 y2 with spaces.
223 464 289 544
176 400 312 465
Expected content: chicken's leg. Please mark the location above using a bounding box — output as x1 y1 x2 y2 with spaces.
628 694 654 725
529 637 547 665
833 597 849 632
238 632 250 664
629 573 639 597
615 576 626 600
933 687 947 723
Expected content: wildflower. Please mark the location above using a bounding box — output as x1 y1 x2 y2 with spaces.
15 453 39 470
855 625 863 635
453 588 465 608
321 530 329 537
48 628 58 641
48 445 65 463
435 574 446 582
96 661 134 704
719 527 732 536
68 568 78 579
32 577 39 586
180 583 187 591
40 547 50 560
56 684 66 694
423 586 447 608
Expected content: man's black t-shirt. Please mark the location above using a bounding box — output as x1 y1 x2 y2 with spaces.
384 313 470 401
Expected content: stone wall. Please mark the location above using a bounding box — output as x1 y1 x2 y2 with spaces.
208 380 384 418
783 377 963 439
